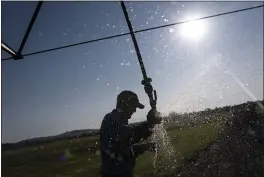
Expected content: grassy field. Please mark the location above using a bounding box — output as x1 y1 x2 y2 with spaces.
2 120 225 177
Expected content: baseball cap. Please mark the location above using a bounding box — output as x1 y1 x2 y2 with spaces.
117 90 145 109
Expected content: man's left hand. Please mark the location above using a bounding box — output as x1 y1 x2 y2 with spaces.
133 142 160 156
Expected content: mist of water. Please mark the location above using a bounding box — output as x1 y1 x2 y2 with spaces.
151 121 175 173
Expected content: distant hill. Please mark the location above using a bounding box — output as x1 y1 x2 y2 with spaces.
164 100 264 128
2 100 263 152
2 129 100 151
56 129 100 138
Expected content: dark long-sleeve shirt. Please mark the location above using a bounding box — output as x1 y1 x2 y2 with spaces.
100 109 153 176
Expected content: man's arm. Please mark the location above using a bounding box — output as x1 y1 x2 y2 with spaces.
103 116 136 158
102 109 161 158
128 108 162 143
127 121 153 143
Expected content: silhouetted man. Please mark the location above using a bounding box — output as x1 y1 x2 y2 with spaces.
100 90 162 177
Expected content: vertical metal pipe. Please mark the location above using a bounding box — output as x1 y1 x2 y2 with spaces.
120 1 157 109
18 1 43 56
120 1 148 80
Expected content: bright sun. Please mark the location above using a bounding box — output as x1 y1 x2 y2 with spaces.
180 17 206 42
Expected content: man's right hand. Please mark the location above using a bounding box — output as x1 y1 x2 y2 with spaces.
147 109 162 125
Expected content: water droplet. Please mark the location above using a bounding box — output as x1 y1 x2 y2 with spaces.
169 28 174 33
113 25 116 28
106 83 110 86
82 65 86 69
126 62 131 66
39 32 43 36
63 32 67 36
65 105 68 108
97 78 100 81
120 62 124 66
164 19 168 22
84 23 87 27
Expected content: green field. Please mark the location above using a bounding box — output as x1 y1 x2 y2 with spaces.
2 120 225 177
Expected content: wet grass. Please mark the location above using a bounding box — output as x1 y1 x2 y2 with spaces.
2 120 225 177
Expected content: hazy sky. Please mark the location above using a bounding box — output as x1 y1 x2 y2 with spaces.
1 2 263 143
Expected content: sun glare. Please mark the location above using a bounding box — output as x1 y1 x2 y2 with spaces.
180 16 207 42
